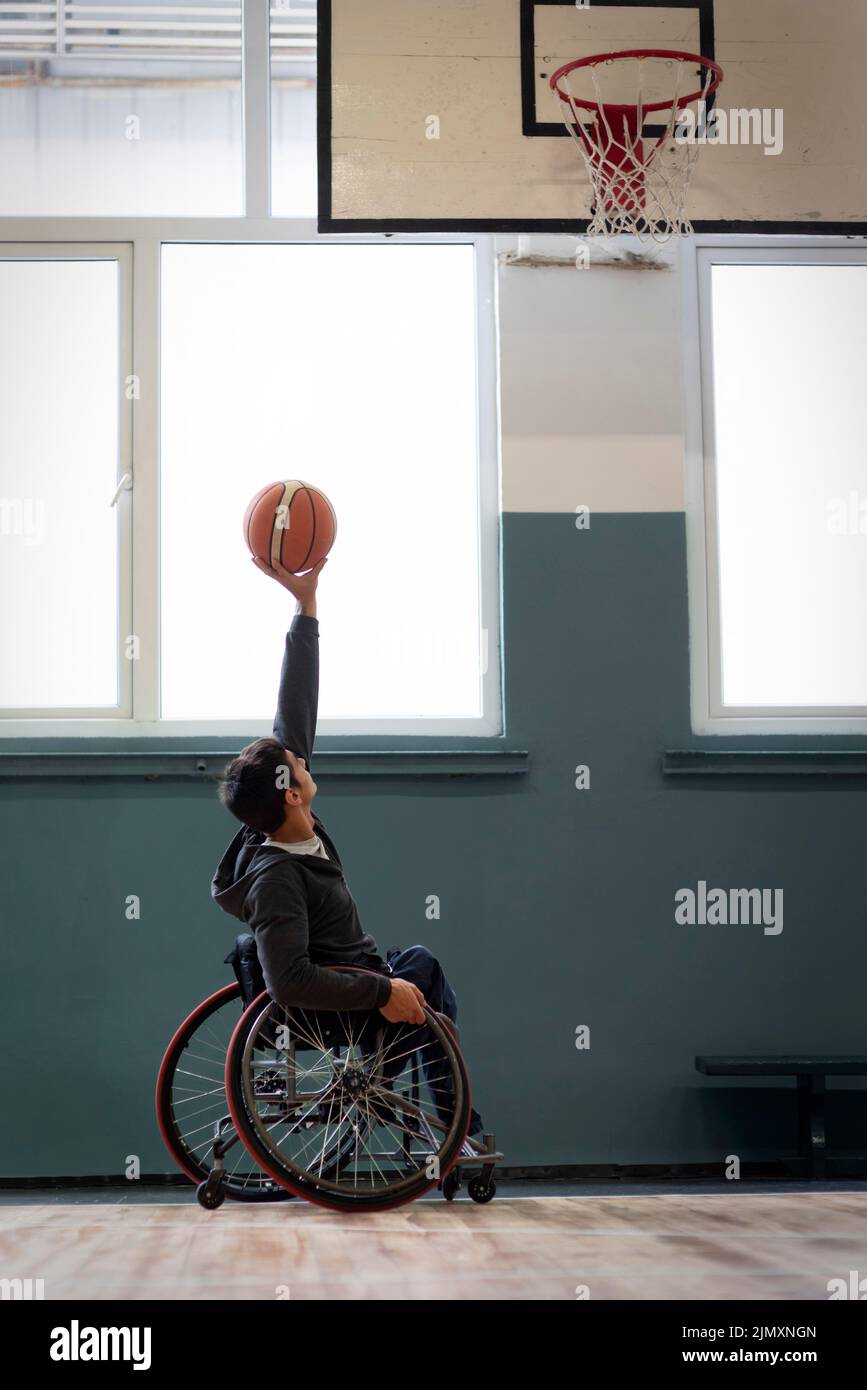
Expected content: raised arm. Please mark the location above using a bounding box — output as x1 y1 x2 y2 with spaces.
273 614 319 763
250 554 327 764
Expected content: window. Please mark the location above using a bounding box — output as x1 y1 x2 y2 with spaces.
0 1 244 216
0 6 500 739
684 242 867 734
160 242 483 727
0 247 132 714
0 1 317 216
270 0 317 217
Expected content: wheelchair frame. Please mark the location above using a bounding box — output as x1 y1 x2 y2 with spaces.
157 974 502 1211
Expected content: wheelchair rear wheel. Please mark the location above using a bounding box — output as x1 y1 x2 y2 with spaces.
225 992 472 1212
157 983 290 1202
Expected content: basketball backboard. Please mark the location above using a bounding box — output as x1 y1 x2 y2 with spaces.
318 0 867 234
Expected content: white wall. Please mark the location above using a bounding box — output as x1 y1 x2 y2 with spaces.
496 235 686 514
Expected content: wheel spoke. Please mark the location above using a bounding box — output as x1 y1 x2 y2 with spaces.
238 1004 467 1202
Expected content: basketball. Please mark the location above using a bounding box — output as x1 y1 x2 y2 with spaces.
243 480 337 574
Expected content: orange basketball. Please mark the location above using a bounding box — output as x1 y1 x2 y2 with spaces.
243 480 337 574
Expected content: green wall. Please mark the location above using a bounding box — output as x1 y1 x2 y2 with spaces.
3 513 867 1177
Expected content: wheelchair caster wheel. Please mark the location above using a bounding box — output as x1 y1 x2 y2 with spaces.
468 1176 495 1204
441 1169 461 1201
196 1177 225 1210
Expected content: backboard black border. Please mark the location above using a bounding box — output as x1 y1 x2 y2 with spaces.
317 0 867 236
521 0 717 139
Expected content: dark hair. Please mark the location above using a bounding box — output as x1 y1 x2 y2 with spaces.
218 737 298 834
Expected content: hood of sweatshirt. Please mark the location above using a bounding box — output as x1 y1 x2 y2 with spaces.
211 814 343 922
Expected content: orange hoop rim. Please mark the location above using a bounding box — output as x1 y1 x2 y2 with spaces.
549 48 724 116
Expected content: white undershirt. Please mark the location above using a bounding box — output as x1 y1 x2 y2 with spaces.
264 832 329 860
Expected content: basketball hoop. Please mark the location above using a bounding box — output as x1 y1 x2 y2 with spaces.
549 49 723 245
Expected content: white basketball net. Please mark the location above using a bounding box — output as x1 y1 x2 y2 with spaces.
552 54 718 244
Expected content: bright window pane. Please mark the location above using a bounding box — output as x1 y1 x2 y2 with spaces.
270 0 317 216
712 263 867 707
0 259 119 708
0 1 242 215
161 243 481 722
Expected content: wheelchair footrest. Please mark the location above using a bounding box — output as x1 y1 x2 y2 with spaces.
455 1132 502 1164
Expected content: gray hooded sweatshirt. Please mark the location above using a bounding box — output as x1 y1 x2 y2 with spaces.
211 614 393 1012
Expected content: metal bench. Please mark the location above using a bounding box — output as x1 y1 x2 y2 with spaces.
695 1055 867 1179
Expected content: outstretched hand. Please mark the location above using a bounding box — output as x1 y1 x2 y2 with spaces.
252 554 327 614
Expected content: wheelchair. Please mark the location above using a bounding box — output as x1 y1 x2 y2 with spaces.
157 938 502 1212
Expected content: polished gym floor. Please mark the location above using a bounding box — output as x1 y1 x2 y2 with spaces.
2 1183 865 1300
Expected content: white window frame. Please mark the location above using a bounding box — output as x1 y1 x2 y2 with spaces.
0 5 502 739
691 236 867 739
683 234 867 735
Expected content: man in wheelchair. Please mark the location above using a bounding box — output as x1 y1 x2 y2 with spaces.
211 553 485 1141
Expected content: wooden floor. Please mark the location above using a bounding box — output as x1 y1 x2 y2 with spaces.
2 1189 866 1300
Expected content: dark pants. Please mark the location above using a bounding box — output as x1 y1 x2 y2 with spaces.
378 944 484 1138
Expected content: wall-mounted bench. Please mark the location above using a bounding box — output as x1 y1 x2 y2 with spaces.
695 1055 867 1179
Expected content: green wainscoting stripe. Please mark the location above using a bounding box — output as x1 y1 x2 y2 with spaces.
0 749 530 781
664 750 867 776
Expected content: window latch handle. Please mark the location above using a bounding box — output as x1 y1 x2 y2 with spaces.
109 473 133 507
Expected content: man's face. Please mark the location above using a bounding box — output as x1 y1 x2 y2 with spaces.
284 749 317 807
